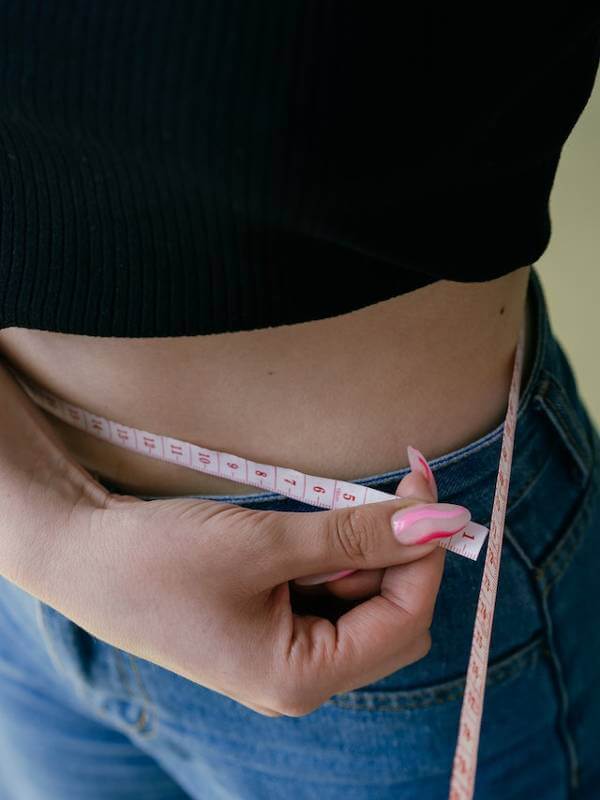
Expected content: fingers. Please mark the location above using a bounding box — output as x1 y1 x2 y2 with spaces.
405 445 439 503
294 568 385 600
225 450 447 716
295 448 439 598
332 546 446 693
276 546 447 713
258 497 466 589
264 443 461 587
394 469 437 505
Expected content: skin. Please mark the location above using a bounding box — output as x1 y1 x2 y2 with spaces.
0 266 534 501
294 452 439 603
0 267 536 711
0 352 454 717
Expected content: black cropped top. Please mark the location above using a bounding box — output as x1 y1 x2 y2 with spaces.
0 3 598 337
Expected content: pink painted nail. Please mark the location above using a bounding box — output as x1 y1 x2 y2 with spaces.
407 445 436 492
295 569 357 586
390 503 471 545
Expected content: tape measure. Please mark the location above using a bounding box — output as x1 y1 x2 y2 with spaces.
449 321 524 798
6 320 524 798
9 366 490 560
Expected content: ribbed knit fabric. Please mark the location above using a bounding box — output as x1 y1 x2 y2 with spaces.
0 3 599 337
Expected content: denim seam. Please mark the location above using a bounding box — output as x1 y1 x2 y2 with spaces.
34 600 70 679
503 522 535 571
504 521 579 792
111 648 156 737
502 379 598 588
34 601 94 708
126 655 156 737
325 633 545 711
533 372 593 483
479 409 564 528
536 463 599 598
501 436 561 521
480 370 595 562
536 579 580 794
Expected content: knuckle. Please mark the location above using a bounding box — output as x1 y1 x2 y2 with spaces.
258 708 283 718
333 507 378 563
408 600 435 632
279 698 319 717
418 631 433 658
403 631 432 667
268 684 320 718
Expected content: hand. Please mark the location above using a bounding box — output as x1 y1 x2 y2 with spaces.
34 464 467 719
292 450 439 603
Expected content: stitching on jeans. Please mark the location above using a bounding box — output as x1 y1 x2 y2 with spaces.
536 571 581 791
502 436 560 520
35 599 70 679
474 424 561 530
534 420 599 595
325 633 545 711
112 647 133 694
545 374 593 467
538 457 600 598
503 521 535 572
533 373 592 483
126 654 156 736
499 368 593 524
111 648 156 736
34 600 92 707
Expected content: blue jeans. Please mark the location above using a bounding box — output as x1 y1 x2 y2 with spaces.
1 266 599 799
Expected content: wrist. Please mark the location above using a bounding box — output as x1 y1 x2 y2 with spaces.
0 454 108 597
0 358 111 593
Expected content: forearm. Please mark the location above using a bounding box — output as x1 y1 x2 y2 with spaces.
0 356 107 592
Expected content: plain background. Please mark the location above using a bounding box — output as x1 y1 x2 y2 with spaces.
535 69 599 428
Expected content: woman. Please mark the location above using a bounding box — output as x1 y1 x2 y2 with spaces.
0 4 599 798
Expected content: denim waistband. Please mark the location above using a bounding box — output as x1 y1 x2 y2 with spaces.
99 264 568 511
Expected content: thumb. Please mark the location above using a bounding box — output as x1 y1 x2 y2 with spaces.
292 450 450 702
294 445 439 588
268 490 470 587
309 544 447 700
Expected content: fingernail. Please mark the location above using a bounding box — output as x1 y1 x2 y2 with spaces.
407 445 436 492
391 503 471 545
295 569 357 586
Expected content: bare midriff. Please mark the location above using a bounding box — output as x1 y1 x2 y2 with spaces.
0 266 536 497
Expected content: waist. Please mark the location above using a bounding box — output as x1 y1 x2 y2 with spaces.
0 266 535 497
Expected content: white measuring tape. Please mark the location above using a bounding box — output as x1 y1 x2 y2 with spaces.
8 366 490 560
448 322 524 798
6 321 524 798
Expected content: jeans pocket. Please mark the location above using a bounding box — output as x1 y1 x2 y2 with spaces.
325 632 546 712
35 598 158 739
532 368 594 488
505 366 597 570
313 633 568 799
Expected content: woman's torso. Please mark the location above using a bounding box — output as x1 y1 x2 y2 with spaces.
0 265 535 497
